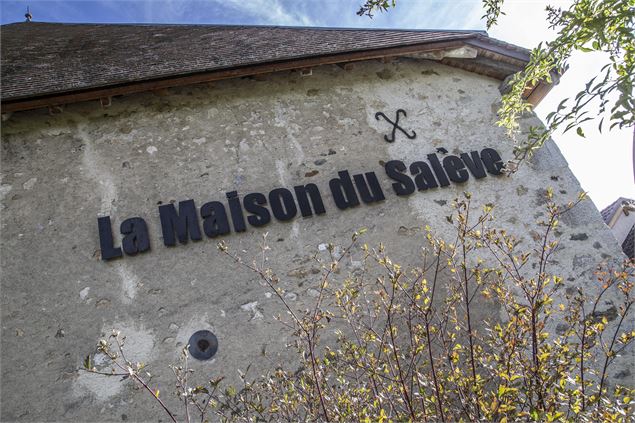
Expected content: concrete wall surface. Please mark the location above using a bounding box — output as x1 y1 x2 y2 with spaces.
1 59 631 422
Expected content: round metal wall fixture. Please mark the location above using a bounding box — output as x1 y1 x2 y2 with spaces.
188 330 218 360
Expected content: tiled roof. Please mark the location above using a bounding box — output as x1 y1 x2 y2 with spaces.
601 197 635 224
601 197 635 259
1 22 521 103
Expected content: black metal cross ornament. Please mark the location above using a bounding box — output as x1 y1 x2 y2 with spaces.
375 109 417 143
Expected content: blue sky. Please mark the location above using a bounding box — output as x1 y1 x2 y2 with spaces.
1 0 633 209
1 1 485 30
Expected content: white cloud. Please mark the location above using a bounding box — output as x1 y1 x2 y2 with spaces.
216 0 315 26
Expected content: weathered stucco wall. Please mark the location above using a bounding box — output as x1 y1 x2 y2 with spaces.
1 58 631 421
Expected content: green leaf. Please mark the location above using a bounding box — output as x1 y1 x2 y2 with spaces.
84 355 92 370
576 127 585 138
192 386 209 395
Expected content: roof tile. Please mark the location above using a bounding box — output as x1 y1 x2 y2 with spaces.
1 22 490 101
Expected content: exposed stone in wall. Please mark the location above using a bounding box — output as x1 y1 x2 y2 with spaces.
1 58 631 421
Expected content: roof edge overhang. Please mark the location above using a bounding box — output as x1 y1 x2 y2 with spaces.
0 35 555 114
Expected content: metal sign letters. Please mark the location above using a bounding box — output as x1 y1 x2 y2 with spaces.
97 110 505 261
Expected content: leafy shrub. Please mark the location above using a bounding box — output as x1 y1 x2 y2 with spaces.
85 192 634 422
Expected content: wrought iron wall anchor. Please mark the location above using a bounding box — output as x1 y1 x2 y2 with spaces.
375 109 416 143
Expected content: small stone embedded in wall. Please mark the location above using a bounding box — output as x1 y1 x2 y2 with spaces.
22 177 37 190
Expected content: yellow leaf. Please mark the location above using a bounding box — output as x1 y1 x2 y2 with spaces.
378 408 387 423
